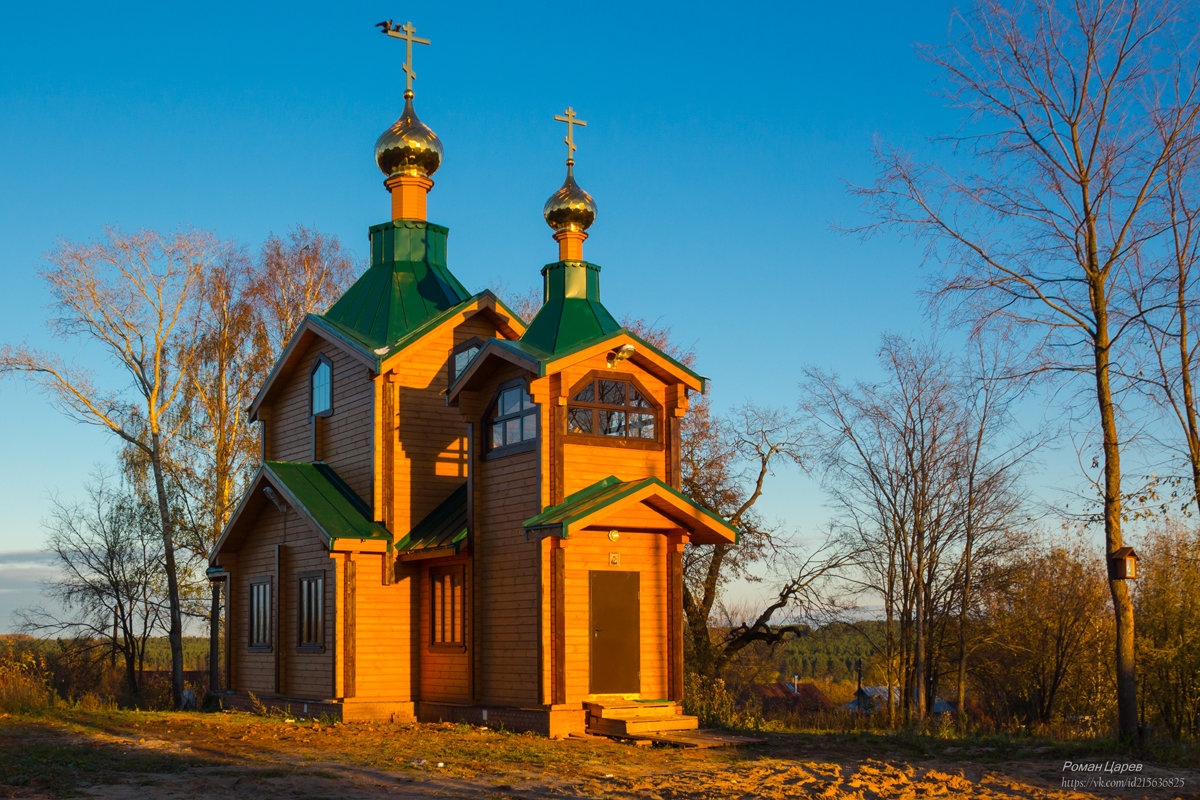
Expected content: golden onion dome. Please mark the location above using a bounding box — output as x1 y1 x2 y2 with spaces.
543 163 597 232
374 91 443 178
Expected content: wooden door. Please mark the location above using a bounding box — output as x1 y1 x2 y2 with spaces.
589 570 640 694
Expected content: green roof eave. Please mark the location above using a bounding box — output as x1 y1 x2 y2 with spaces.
263 461 392 547
318 289 512 368
305 314 380 362
493 327 706 392
523 475 738 542
396 483 469 554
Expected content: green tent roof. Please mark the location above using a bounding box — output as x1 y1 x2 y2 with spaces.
320 220 472 355
264 461 391 545
396 483 468 555
518 261 621 356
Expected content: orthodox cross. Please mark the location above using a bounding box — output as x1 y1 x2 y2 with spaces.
554 107 587 164
377 20 430 94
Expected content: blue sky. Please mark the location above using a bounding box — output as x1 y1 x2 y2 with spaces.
0 1 984 629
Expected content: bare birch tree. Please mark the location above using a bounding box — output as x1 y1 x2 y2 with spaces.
253 225 355 354
855 0 1200 739
1 227 211 708
172 246 263 696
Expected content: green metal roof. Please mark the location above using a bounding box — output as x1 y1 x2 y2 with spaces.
319 220 472 355
396 483 468 554
264 461 391 545
523 475 738 542
519 261 621 356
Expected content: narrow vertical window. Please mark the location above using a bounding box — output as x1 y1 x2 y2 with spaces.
249 578 271 649
311 356 332 417
298 573 324 648
431 566 464 647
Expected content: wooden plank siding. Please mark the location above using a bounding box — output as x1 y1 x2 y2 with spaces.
460 362 543 707
263 336 375 503
349 555 418 701
382 312 498 539
559 529 668 703
228 501 336 700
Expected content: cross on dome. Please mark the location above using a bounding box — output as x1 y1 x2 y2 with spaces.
554 107 587 165
378 20 430 96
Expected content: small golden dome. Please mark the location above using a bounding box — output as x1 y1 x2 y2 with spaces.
375 92 443 178
543 163 597 233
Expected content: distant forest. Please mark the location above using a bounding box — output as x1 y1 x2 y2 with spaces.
765 622 884 684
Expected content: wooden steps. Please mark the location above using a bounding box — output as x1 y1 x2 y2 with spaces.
584 699 698 738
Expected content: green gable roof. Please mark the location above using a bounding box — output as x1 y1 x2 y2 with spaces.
396 483 468 555
523 475 738 542
320 220 472 355
264 461 391 545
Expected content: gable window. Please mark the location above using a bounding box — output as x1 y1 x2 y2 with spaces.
450 339 483 385
567 376 657 441
298 573 324 648
311 356 332 417
488 380 538 454
249 578 271 650
431 565 464 647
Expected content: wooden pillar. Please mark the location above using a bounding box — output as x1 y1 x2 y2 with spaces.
667 533 686 702
273 543 284 695
553 538 567 705
342 553 357 699
222 574 234 692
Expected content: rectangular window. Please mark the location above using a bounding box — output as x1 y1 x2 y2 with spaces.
298 574 324 647
431 566 464 647
249 579 271 649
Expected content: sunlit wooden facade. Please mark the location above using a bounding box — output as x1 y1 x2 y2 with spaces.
208 65 735 734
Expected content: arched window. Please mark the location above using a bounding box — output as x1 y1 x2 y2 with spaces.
488 380 538 454
311 356 332 417
567 375 658 442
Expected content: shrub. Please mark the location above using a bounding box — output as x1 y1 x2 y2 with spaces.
0 638 53 712
683 672 768 730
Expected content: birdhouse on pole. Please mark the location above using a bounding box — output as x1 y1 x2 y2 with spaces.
1110 547 1138 580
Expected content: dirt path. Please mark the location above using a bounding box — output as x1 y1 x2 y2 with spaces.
1 712 1196 800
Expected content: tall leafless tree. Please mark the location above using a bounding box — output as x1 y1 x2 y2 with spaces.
252 225 355 355
854 0 1200 738
807 335 1031 727
18 473 166 700
1 228 211 707
171 246 264 697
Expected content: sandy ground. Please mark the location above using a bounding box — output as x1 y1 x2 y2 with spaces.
1 712 1196 800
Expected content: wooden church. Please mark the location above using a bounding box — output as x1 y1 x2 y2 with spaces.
208 22 736 737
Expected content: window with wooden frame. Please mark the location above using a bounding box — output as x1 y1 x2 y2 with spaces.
430 565 465 647
310 355 333 417
249 578 271 650
298 572 324 649
449 338 484 385
487 379 538 455
566 373 660 447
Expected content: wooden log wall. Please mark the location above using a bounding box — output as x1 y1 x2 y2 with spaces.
263 337 374 503
228 500 336 700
